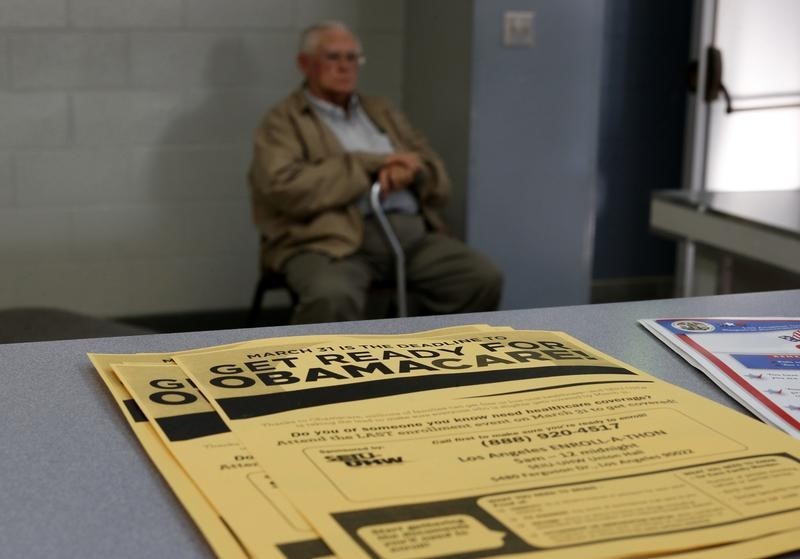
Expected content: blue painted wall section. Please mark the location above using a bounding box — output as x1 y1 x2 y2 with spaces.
594 0 692 280
467 0 606 309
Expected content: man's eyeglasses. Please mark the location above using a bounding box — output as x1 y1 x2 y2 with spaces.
321 50 366 66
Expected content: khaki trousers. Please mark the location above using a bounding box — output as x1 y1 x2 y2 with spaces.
283 214 502 325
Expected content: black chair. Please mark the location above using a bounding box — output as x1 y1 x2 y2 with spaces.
247 182 408 326
246 263 297 327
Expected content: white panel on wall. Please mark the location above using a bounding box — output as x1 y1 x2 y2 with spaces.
0 0 405 317
70 0 182 28
185 201 257 255
358 32 403 103
0 254 257 316
0 92 68 147
0 0 67 28
241 33 303 89
131 32 249 88
71 205 188 260
179 87 287 144
0 35 8 88
706 0 800 191
130 147 251 202
0 207 75 260
296 0 405 32
74 87 286 148
73 91 185 146
10 33 128 89
0 153 14 207
130 32 298 89
184 0 295 29
15 149 131 207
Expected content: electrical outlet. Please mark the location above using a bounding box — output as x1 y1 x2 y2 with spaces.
503 10 535 47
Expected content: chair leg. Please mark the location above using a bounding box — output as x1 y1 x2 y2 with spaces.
246 277 267 327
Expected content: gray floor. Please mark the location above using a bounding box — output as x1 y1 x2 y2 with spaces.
0 279 685 344
0 308 155 343
4 262 793 344
0 306 296 344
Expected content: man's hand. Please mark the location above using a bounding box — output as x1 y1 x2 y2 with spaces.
386 152 422 175
378 152 423 196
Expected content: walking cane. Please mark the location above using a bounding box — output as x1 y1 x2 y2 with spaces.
369 181 408 317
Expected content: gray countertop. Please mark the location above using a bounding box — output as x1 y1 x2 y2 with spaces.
2 289 800 558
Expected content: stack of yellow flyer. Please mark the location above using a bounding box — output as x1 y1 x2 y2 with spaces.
89 325 800 559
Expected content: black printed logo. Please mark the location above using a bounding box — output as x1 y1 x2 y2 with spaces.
324 452 404 467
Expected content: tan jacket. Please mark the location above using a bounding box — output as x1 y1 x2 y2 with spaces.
248 89 451 272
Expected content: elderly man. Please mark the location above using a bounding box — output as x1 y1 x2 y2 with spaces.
249 21 502 324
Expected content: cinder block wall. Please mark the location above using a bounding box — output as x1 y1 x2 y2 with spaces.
0 0 404 318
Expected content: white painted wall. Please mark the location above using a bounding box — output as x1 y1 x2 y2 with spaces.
0 0 405 317
403 0 472 239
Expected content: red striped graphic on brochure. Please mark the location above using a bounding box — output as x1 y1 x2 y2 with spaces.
680 335 800 431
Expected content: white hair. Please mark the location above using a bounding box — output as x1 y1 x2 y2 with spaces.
298 21 361 55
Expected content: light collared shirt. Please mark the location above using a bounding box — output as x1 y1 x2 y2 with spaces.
304 90 419 215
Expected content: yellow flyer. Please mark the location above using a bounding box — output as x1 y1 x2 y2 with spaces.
87 326 497 558
87 351 249 559
114 362 331 559
175 329 800 559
